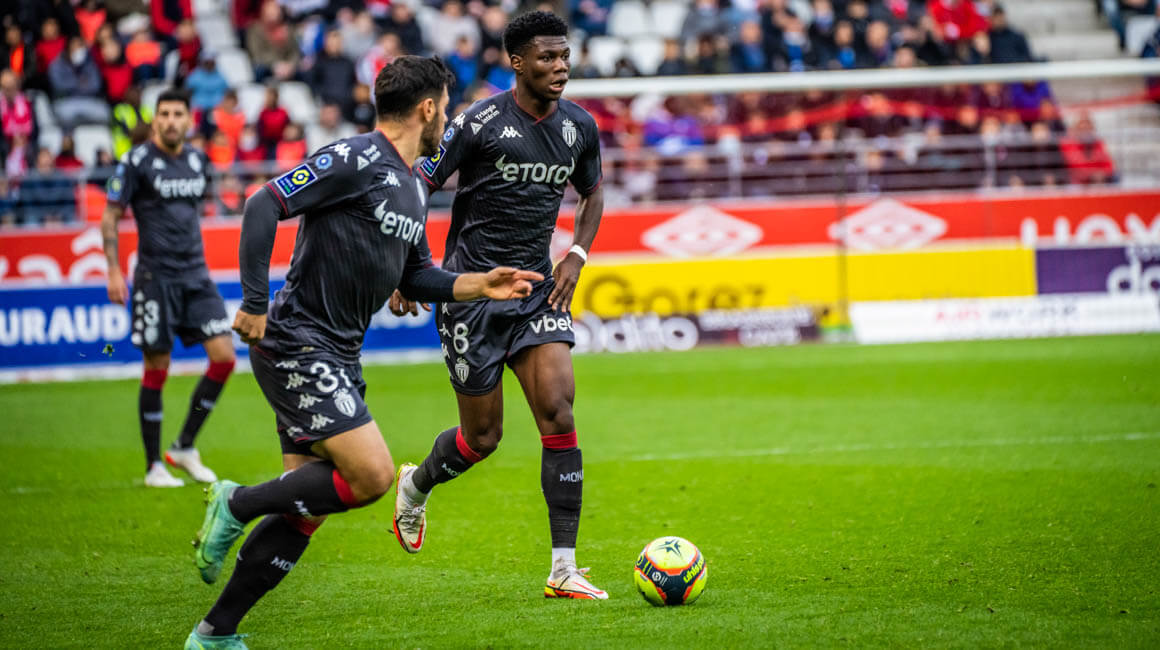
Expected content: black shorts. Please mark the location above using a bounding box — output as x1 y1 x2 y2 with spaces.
434 279 574 396
130 268 230 353
249 345 372 456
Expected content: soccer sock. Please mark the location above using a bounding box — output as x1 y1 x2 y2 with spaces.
541 432 583 550
411 427 483 494
176 360 234 449
200 514 317 636
139 368 167 472
227 461 360 524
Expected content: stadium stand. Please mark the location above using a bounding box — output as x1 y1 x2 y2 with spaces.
0 0 1158 226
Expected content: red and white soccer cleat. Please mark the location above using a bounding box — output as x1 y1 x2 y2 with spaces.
392 463 427 553
545 560 609 600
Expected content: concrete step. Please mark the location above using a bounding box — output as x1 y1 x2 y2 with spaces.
1004 0 1103 36
1028 31 1122 61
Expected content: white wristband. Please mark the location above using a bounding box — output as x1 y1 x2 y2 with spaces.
568 245 588 262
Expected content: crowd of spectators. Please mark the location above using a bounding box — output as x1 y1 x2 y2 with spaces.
0 0 1139 226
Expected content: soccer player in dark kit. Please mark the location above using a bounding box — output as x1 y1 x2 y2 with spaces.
389 11 608 600
184 57 543 649
102 88 235 488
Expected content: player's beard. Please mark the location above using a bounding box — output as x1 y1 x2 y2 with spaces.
419 117 440 158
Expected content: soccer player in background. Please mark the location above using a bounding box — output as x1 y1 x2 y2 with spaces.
390 11 608 600
102 88 234 488
185 57 543 649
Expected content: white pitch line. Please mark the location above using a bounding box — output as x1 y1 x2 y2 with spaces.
624 431 1160 463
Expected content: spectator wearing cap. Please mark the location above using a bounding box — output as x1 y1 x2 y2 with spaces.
247 0 301 82
110 85 152 159
379 2 426 57
185 51 229 113
987 5 1032 63
49 36 110 129
309 30 357 114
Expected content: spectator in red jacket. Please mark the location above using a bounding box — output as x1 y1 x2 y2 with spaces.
926 0 989 44
95 38 134 104
1059 111 1117 185
256 86 290 156
174 19 202 81
152 0 193 44
35 18 68 77
274 122 306 168
0 69 34 149
55 135 85 170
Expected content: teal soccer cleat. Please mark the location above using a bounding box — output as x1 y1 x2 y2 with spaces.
184 628 248 649
193 480 244 584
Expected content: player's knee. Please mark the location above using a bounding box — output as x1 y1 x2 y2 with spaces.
537 398 575 436
350 460 395 504
466 424 502 457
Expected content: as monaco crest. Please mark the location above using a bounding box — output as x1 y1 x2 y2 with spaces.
562 119 576 147
333 388 356 418
455 357 470 383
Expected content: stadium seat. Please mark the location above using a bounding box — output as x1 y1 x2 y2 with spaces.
649 1 688 39
586 36 627 77
192 0 226 16
30 90 57 130
37 126 63 156
73 125 114 167
196 15 238 51
237 83 267 122
608 1 653 39
628 36 666 75
216 48 255 87
1126 15 1159 56
278 82 318 124
141 82 167 114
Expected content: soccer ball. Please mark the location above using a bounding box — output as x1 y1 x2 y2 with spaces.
633 536 708 606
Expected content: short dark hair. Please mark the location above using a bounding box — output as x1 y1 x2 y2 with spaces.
373 55 454 121
156 87 191 110
503 11 568 57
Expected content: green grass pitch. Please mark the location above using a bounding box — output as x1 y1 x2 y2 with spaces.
2 335 1159 648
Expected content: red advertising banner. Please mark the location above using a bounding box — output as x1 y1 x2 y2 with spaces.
3 189 1158 285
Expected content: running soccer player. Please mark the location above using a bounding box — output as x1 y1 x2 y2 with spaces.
184 56 543 649
390 11 608 600
102 88 234 488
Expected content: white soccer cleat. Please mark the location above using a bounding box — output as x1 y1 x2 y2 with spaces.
392 463 427 554
165 447 218 483
144 461 185 488
545 559 609 600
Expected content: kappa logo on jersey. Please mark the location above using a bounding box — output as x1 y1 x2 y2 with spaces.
188 152 202 173
274 163 318 197
374 200 425 245
419 145 446 175
333 388 356 417
152 158 166 170
500 126 522 139
310 413 334 431
453 112 465 127
383 170 400 187
298 393 321 409
562 119 577 147
331 142 351 163
130 146 148 166
494 154 574 185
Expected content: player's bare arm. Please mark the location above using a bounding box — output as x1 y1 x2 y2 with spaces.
549 185 603 312
101 202 128 305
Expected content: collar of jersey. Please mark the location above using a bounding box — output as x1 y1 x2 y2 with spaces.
510 88 557 124
371 128 413 176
